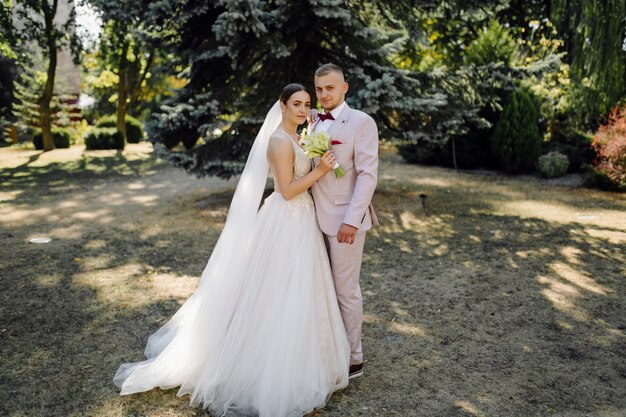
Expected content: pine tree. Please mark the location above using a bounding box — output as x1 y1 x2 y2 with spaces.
12 68 42 130
394 10 533 169
0 0 18 142
491 88 542 173
149 0 452 178
0 0 17 122
0 54 17 142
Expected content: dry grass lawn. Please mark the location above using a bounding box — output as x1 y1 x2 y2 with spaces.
0 143 624 417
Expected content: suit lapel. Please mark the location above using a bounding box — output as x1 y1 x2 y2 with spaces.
328 103 351 140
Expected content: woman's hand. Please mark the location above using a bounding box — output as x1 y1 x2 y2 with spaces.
318 151 336 173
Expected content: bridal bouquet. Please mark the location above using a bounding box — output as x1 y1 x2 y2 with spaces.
300 128 346 178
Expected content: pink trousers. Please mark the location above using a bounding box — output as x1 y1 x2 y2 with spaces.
324 232 367 365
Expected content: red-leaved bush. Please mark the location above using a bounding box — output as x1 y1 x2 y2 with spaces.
592 105 626 188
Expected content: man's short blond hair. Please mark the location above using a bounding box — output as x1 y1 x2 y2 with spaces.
315 63 344 79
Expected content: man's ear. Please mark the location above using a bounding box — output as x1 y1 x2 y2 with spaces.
343 82 349 94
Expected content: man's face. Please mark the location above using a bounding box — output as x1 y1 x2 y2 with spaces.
314 71 348 111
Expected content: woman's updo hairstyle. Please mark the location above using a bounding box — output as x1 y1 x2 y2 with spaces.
279 83 308 104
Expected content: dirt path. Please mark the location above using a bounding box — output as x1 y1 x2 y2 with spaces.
1 143 624 417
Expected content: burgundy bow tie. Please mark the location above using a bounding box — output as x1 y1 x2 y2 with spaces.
318 112 335 122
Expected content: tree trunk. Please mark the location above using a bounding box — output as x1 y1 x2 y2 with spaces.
451 137 458 170
40 0 59 152
128 49 155 113
117 37 130 142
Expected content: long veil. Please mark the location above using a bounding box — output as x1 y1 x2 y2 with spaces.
197 100 282 291
114 101 283 393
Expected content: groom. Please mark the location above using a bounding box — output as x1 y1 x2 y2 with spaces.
310 63 379 380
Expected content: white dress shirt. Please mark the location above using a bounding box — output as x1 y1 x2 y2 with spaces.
317 101 347 133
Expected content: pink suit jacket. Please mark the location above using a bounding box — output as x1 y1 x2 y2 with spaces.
310 103 379 236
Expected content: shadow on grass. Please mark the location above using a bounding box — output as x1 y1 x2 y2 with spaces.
0 149 165 205
0 151 218 416
2 152 43 174
0 160 624 416
343 181 625 416
0 212 218 416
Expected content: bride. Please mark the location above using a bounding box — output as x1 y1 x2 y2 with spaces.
113 84 351 417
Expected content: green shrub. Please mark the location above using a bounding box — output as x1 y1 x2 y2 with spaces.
84 127 125 150
544 125 595 173
32 128 71 149
53 129 71 148
464 20 517 67
538 151 569 178
96 114 144 143
32 130 43 150
491 88 542 173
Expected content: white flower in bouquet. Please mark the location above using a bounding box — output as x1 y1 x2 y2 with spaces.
300 128 346 178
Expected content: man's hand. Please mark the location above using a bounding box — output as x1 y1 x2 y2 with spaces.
308 109 319 124
337 223 358 244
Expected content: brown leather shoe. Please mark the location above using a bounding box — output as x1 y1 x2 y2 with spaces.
349 363 363 379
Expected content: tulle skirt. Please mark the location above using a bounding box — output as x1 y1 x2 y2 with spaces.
114 191 350 417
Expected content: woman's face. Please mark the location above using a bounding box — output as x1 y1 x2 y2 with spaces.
282 91 311 125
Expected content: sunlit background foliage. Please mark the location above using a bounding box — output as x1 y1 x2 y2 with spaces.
1 0 624 188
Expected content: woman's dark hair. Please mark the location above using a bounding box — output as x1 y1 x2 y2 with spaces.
279 83 308 103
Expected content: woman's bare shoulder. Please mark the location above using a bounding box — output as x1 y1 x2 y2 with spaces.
268 131 292 152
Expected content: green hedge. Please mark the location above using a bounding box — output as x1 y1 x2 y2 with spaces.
96 114 143 143
84 127 125 150
32 128 71 150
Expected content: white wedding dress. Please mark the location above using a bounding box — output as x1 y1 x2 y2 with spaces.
114 124 350 417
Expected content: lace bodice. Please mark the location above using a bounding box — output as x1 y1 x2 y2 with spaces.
290 135 312 180
271 129 313 208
